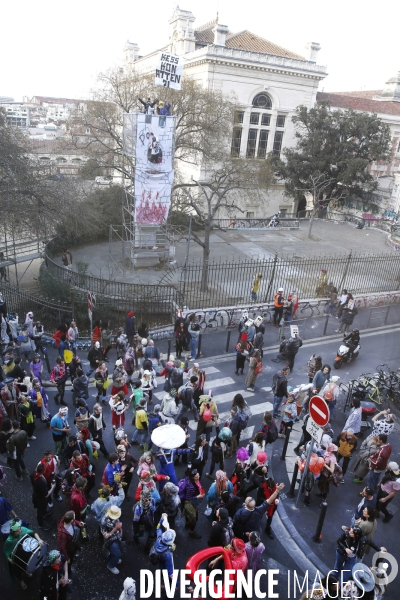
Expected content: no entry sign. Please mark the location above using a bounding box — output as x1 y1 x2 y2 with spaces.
309 395 330 427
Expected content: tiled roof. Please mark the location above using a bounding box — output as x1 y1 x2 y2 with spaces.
31 96 83 105
317 92 400 117
194 27 305 60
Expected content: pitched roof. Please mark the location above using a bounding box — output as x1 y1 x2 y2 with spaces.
317 91 400 117
194 26 305 61
31 96 83 105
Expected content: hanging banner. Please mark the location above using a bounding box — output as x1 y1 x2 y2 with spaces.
134 171 174 225
134 113 175 172
155 52 183 90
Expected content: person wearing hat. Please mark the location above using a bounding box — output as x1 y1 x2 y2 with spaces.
119 577 136 600
273 287 284 327
341 563 376 599
208 536 249 576
159 482 181 529
125 311 136 347
175 376 199 423
135 469 169 503
111 359 129 397
100 504 123 574
152 515 180 587
50 406 70 455
29 377 50 422
321 374 340 418
375 461 400 522
4 520 45 589
91 484 125 524
18 394 36 441
132 488 157 549
336 429 358 478
147 404 163 451
94 361 109 405
140 368 155 405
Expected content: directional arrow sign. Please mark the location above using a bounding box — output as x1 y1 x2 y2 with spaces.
309 395 330 427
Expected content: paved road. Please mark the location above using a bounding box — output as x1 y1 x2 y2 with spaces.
1 328 400 599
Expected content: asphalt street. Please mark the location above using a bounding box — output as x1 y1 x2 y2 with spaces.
1 327 400 599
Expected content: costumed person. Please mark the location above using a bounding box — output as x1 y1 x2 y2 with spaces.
69 450 95 494
178 467 205 539
29 378 51 424
159 482 181 529
109 391 129 428
30 353 43 383
91 485 125 525
297 444 325 506
39 549 69 600
245 531 265 576
111 359 129 397
50 356 67 406
134 469 169 503
88 404 108 458
119 578 136 600
208 537 249 575
207 470 234 517
261 477 280 539
152 516 180 591
4 520 45 590
138 97 158 114
197 393 219 441
101 505 124 575
132 488 157 550
94 361 109 405
117 445 138 499
74 399 90 433
191 434 209 478
140 369 155 405
18 394 36 440
157 445 192 491
70 477 88 521
251 273 262 302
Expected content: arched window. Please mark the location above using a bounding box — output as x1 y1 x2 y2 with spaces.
252 93 272 109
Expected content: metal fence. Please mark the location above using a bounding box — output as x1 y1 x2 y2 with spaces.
175 252 400 309
213 218 299 230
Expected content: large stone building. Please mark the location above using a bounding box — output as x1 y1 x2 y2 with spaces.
125 6 327 216
318 73 400 221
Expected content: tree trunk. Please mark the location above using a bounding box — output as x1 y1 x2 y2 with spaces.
307 206 318 239
200 224 211 292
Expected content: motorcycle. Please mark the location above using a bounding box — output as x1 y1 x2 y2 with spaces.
333 341 360 369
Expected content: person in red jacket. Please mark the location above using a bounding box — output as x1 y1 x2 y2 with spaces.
69 451 95 494
38 450 63 506
367 433 392 492
261 477 280 540
57 510 84 576
91 320 102 346
70 478 88 521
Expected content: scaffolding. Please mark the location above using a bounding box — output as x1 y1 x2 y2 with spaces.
108 111 176 268
0 228 46 287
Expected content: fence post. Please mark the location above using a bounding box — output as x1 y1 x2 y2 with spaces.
264 252 278 303
323 314 329 335
384 305 390 325
196 334 203 359
167 339 171 358
287 461 299 498
338 249 352 292
312 501 328 542
225 330 231 353
280 426 291 460
366 308 372 329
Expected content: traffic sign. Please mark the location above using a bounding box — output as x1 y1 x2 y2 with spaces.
306 417 323 443
309 395 330 427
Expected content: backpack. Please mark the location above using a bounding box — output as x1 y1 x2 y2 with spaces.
149 544 160 565
238 411 249 432
50 366 60 383
254 361 262 376
323 384 335 402
177 384 188 401
266 422 278 444
202 405 212 422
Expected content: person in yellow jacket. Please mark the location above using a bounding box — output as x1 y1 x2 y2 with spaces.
251 273 262 302
132 399 149 448
336 428 358 478
273 287 284 326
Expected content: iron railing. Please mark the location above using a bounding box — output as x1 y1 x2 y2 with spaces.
213 218 299 230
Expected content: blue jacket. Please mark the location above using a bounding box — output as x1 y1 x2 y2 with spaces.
125 316 135 336
154 519 178 584
207 481 234 507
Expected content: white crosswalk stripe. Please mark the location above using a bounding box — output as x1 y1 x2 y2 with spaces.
153 365 274 442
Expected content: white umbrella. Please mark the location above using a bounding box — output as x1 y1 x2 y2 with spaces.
151 424 186 449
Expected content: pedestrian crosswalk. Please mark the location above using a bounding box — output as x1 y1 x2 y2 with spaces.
152 365 274 443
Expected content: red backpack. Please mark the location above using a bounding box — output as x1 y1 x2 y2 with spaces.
202 404 212 422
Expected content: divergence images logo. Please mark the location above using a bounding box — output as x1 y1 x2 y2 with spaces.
371 551 398 585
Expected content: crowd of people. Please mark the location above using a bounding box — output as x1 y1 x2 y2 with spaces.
0 304 395 599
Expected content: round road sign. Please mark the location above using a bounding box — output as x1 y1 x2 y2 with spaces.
309 395 330 427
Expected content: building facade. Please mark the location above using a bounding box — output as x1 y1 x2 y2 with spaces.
125 7 327 216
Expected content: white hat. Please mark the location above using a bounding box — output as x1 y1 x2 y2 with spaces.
141 338 148 346
143 370 151 376
94 341 100 349
116 359 123 366
122 577 136 597
278 287 284 292
331 376 340 382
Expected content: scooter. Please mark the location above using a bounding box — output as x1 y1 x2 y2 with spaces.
333 341 360 369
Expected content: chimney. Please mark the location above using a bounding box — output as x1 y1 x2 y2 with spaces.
305 42 321 63
124 41 140 63
213 23 229 47
375 72 400 102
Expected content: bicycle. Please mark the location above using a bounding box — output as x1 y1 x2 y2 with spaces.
299 301 324 317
